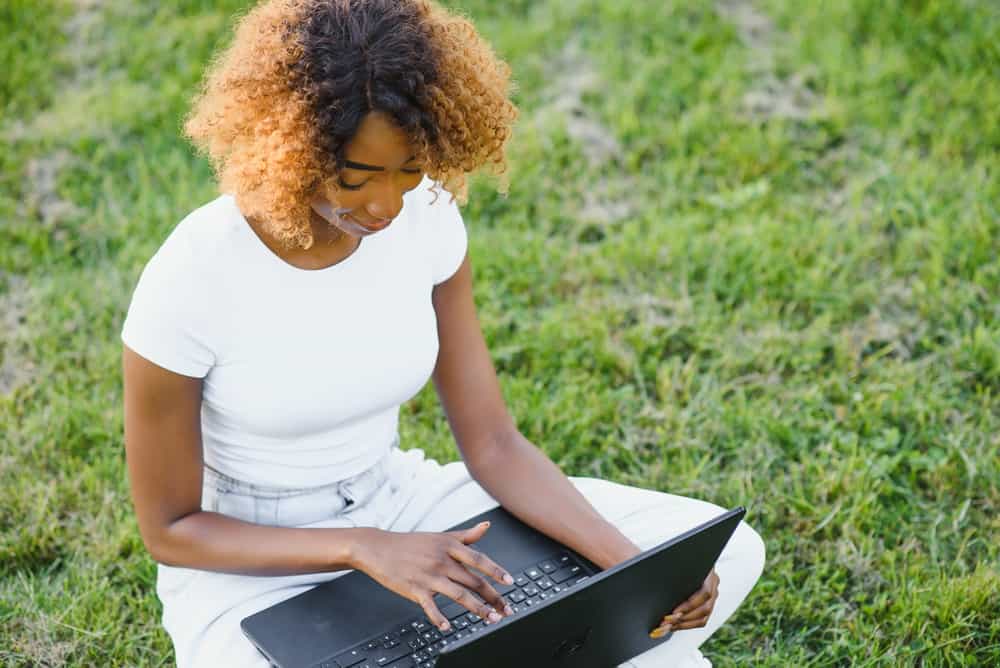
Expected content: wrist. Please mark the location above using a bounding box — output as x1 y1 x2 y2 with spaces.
341 526 380 571
587 526 642 570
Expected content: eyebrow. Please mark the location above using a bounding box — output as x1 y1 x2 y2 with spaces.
342 156 417 172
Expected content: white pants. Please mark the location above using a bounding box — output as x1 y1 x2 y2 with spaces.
159 444 765 667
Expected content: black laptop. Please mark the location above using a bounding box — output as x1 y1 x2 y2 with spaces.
242 505 746 668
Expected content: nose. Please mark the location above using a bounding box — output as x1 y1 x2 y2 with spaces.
365 180 404 222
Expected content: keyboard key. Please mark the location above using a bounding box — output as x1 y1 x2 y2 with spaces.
550 565 581 584
372 641 410 666
514 574 530 587
386 657 415 668
522 584 539 597
465 613 481 624
335 648 367 667
538 560 557 574
439 600 465 621
525 567 543 580
494 579 516 595
537 577 554 589
507 590 525 603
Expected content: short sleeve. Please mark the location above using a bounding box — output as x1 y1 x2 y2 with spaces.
421 181 468 285
121 227 216 378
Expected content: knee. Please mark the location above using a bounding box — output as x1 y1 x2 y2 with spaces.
730 521 766 584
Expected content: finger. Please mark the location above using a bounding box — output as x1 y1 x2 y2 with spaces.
677 594 715 622
706 570 720 595
448 543 514 586
449 520 491 545
674 615 710 630
416 593 450 632
671 586 711 616
448 566 512 617
432 577 503 623
648 623 672 638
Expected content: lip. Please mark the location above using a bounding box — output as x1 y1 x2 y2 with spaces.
346 214 391 233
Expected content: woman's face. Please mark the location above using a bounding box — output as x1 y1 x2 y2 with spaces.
312 111 424 238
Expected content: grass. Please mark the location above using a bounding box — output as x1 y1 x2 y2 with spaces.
2 0 998 665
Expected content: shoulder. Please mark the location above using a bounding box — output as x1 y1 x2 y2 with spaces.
129 194 248 314
402 176 462 227
167 194 246 264
143 194 246 280
401 178 467 285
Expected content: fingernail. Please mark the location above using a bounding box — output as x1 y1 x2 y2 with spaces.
504 604 514 616
481 521 490 528
503 573 514 585
649 625 671 639
488 611 502 623
440 621 450 631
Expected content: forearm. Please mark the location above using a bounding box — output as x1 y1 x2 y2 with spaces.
149 510 374 576
465 431 641 570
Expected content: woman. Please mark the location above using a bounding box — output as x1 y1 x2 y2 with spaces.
121 1 765 666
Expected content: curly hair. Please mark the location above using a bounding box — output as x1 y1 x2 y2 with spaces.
185 0 517 249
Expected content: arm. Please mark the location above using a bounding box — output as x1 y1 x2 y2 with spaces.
123 345 513 628
432 255 722 634
122 345 363 575
431 255 641 570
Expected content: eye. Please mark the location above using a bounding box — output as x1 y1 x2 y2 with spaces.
337 178 365 191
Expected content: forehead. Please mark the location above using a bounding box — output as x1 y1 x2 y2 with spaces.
343 112 415 166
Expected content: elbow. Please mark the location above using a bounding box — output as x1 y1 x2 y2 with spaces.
140 529 171 565
138 521 184 566
464 425 523 479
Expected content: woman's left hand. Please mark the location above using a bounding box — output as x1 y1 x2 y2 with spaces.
649 569 720 638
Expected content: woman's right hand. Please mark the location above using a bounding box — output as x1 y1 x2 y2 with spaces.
350 520 515 631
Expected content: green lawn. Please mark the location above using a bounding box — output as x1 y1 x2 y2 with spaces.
2 0 998 665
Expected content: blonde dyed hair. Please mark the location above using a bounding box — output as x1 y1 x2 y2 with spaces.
185 0 517 248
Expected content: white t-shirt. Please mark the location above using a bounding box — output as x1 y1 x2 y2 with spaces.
121 177 467 487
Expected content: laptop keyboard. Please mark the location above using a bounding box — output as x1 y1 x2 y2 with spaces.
310 551 592 668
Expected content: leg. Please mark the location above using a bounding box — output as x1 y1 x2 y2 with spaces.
567 478 765 667
403 473 765 667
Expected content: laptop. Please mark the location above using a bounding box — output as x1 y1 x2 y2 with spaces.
242 505 746 668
